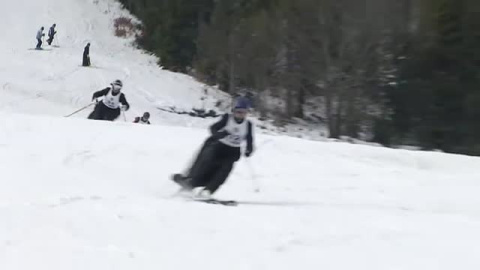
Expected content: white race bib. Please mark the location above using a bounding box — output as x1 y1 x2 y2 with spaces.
219 116 248 147
102 90 121 109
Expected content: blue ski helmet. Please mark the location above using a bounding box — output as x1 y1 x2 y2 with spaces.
234 97 250 110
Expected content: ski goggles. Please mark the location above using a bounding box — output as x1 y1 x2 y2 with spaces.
233 108 248 116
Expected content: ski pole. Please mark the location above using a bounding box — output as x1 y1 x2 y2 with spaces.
64 102 95 117
122 110 127 122
245 157 261 193
243 139 273 193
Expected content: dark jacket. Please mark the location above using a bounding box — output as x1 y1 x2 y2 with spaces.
48 27 56 37
92 87 130 110
210 113 254 154
83 45 90 58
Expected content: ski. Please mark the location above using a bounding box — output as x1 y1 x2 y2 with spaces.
190 198 238 206
79 65 101 69
28 48 52 51
170 175 237 206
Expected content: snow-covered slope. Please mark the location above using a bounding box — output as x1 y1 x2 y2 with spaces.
0 0 227 127
1 0 480 269
1 113 480 270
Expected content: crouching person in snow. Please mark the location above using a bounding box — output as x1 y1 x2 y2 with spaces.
88 80 130 121
133 112 151 124
172 97 254 198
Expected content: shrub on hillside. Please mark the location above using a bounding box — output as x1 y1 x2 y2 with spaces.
114 17 137 38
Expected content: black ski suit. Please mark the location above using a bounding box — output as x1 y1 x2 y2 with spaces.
185 113 254 194
83 44 90 66
47 26 56 45
88 88 130 121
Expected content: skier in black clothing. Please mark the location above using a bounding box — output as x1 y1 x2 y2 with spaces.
88 80 130 121
172 97 254 198
47 24 56 45
82 43 90 66
133 112 151 124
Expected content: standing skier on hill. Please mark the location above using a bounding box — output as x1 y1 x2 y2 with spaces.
88 79 130 121
47 24 57 45
36 27 45 49
172 97 254 198
82 43 91 66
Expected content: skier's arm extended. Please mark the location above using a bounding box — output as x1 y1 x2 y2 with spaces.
91 88 109 100
209 113 229 139
210 113 229 134
120 94 130 110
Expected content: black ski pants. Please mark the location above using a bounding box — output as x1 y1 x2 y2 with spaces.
187 139 240 194
88 102 121 121
36 38 42 49
47 35 54 45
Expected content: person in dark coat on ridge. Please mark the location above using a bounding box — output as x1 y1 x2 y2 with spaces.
82 43 91 66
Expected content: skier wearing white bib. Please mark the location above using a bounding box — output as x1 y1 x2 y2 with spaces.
172 97 254 198
133 112 151 124
88 80 130 121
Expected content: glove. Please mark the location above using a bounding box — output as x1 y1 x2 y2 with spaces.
121 105 129 111
92 97 98 103
245 148 253 158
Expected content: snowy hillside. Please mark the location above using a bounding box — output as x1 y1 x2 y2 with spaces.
0 0 228 127
1 0 480 269
1 113 480 270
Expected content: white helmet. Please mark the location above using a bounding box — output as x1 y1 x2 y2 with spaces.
111 79 123 92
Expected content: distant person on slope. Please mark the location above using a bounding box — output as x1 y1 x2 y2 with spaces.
88 80 130 121
36 27 45 49
82 43 90 66
171 97 254 198
133 112 151 124
47 24 57 45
